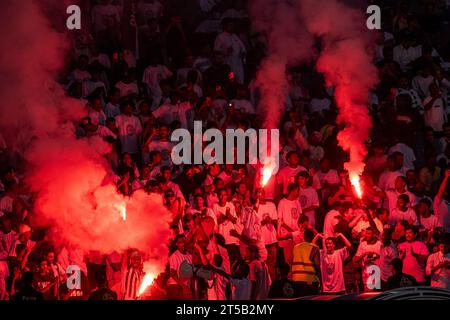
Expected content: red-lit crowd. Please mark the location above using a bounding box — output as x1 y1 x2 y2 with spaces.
0 0 450 300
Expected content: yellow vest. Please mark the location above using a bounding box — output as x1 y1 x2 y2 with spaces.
292 242 319 284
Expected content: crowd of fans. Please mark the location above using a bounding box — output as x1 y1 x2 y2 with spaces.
1 0 450 300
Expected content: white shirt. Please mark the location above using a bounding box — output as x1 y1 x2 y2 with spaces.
388 143 416 170
309 98 331 115
385 189 417 212
212 202 241 245
389 207 418 226
152 102 193 128
423 96 445 132
380 243 398 281
142 64 173 101
393 44 421 71
412 75 434 98
257 202 278 245
91 4 121 32
248 260 271 300
378 170 402 191
115 81 139 98
276 165 307 194
277 198 302 233
320 248 348 293
419 214 440 231
314 169 340 185
168 250 192 286
230 278 251 300
434 197 450 233
231 99 255 114
137 1 163 20
104 102 121 118
398 241 429 283
146 139 174 166
426 251 450 289
114 114 143 154
0 195 13 214
298 187 319 228
214 32 246 83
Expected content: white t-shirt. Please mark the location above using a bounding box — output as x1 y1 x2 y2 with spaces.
104 102 121 118
276 165 307 194
214 32 246 83
385 189 417 212
257 202 278 245
309 98 331 115
152 102 193 128
91 4 121 32
314 169 340 185
231 99 255 114
248 260 271 300
355 240 382 288
380 243 399 281
168 250 192 286
142 64 173 100
320 248 349 293
146 139 174 166
389 207 418 226
298 187 319 228
378 170 403 191
426 251 450 289
388 143 416 170
393 44 421 71
398 241 429 283
137 1 163 20
433 197 450 233
212 202 241 245
230 278 252 300
115 81 139 98
423 96 445 132
412 75 434 98
277 198 302 233
114 114 143 154
419 214 440 231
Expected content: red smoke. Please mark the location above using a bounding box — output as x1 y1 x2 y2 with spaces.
251 0 376 191
300 0 377 190
0 1 171 272
249 0 314 129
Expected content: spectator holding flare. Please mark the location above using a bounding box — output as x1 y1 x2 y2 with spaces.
277 183 302 265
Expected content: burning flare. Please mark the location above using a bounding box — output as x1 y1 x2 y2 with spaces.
119 204 127 221
261 157 276 187
350 174 363 199
137 261 158 298
138 273 154 297
261 165 274 187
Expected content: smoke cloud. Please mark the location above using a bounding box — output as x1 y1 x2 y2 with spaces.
251 0 377 185
249 0 315 129
0 1 171 271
